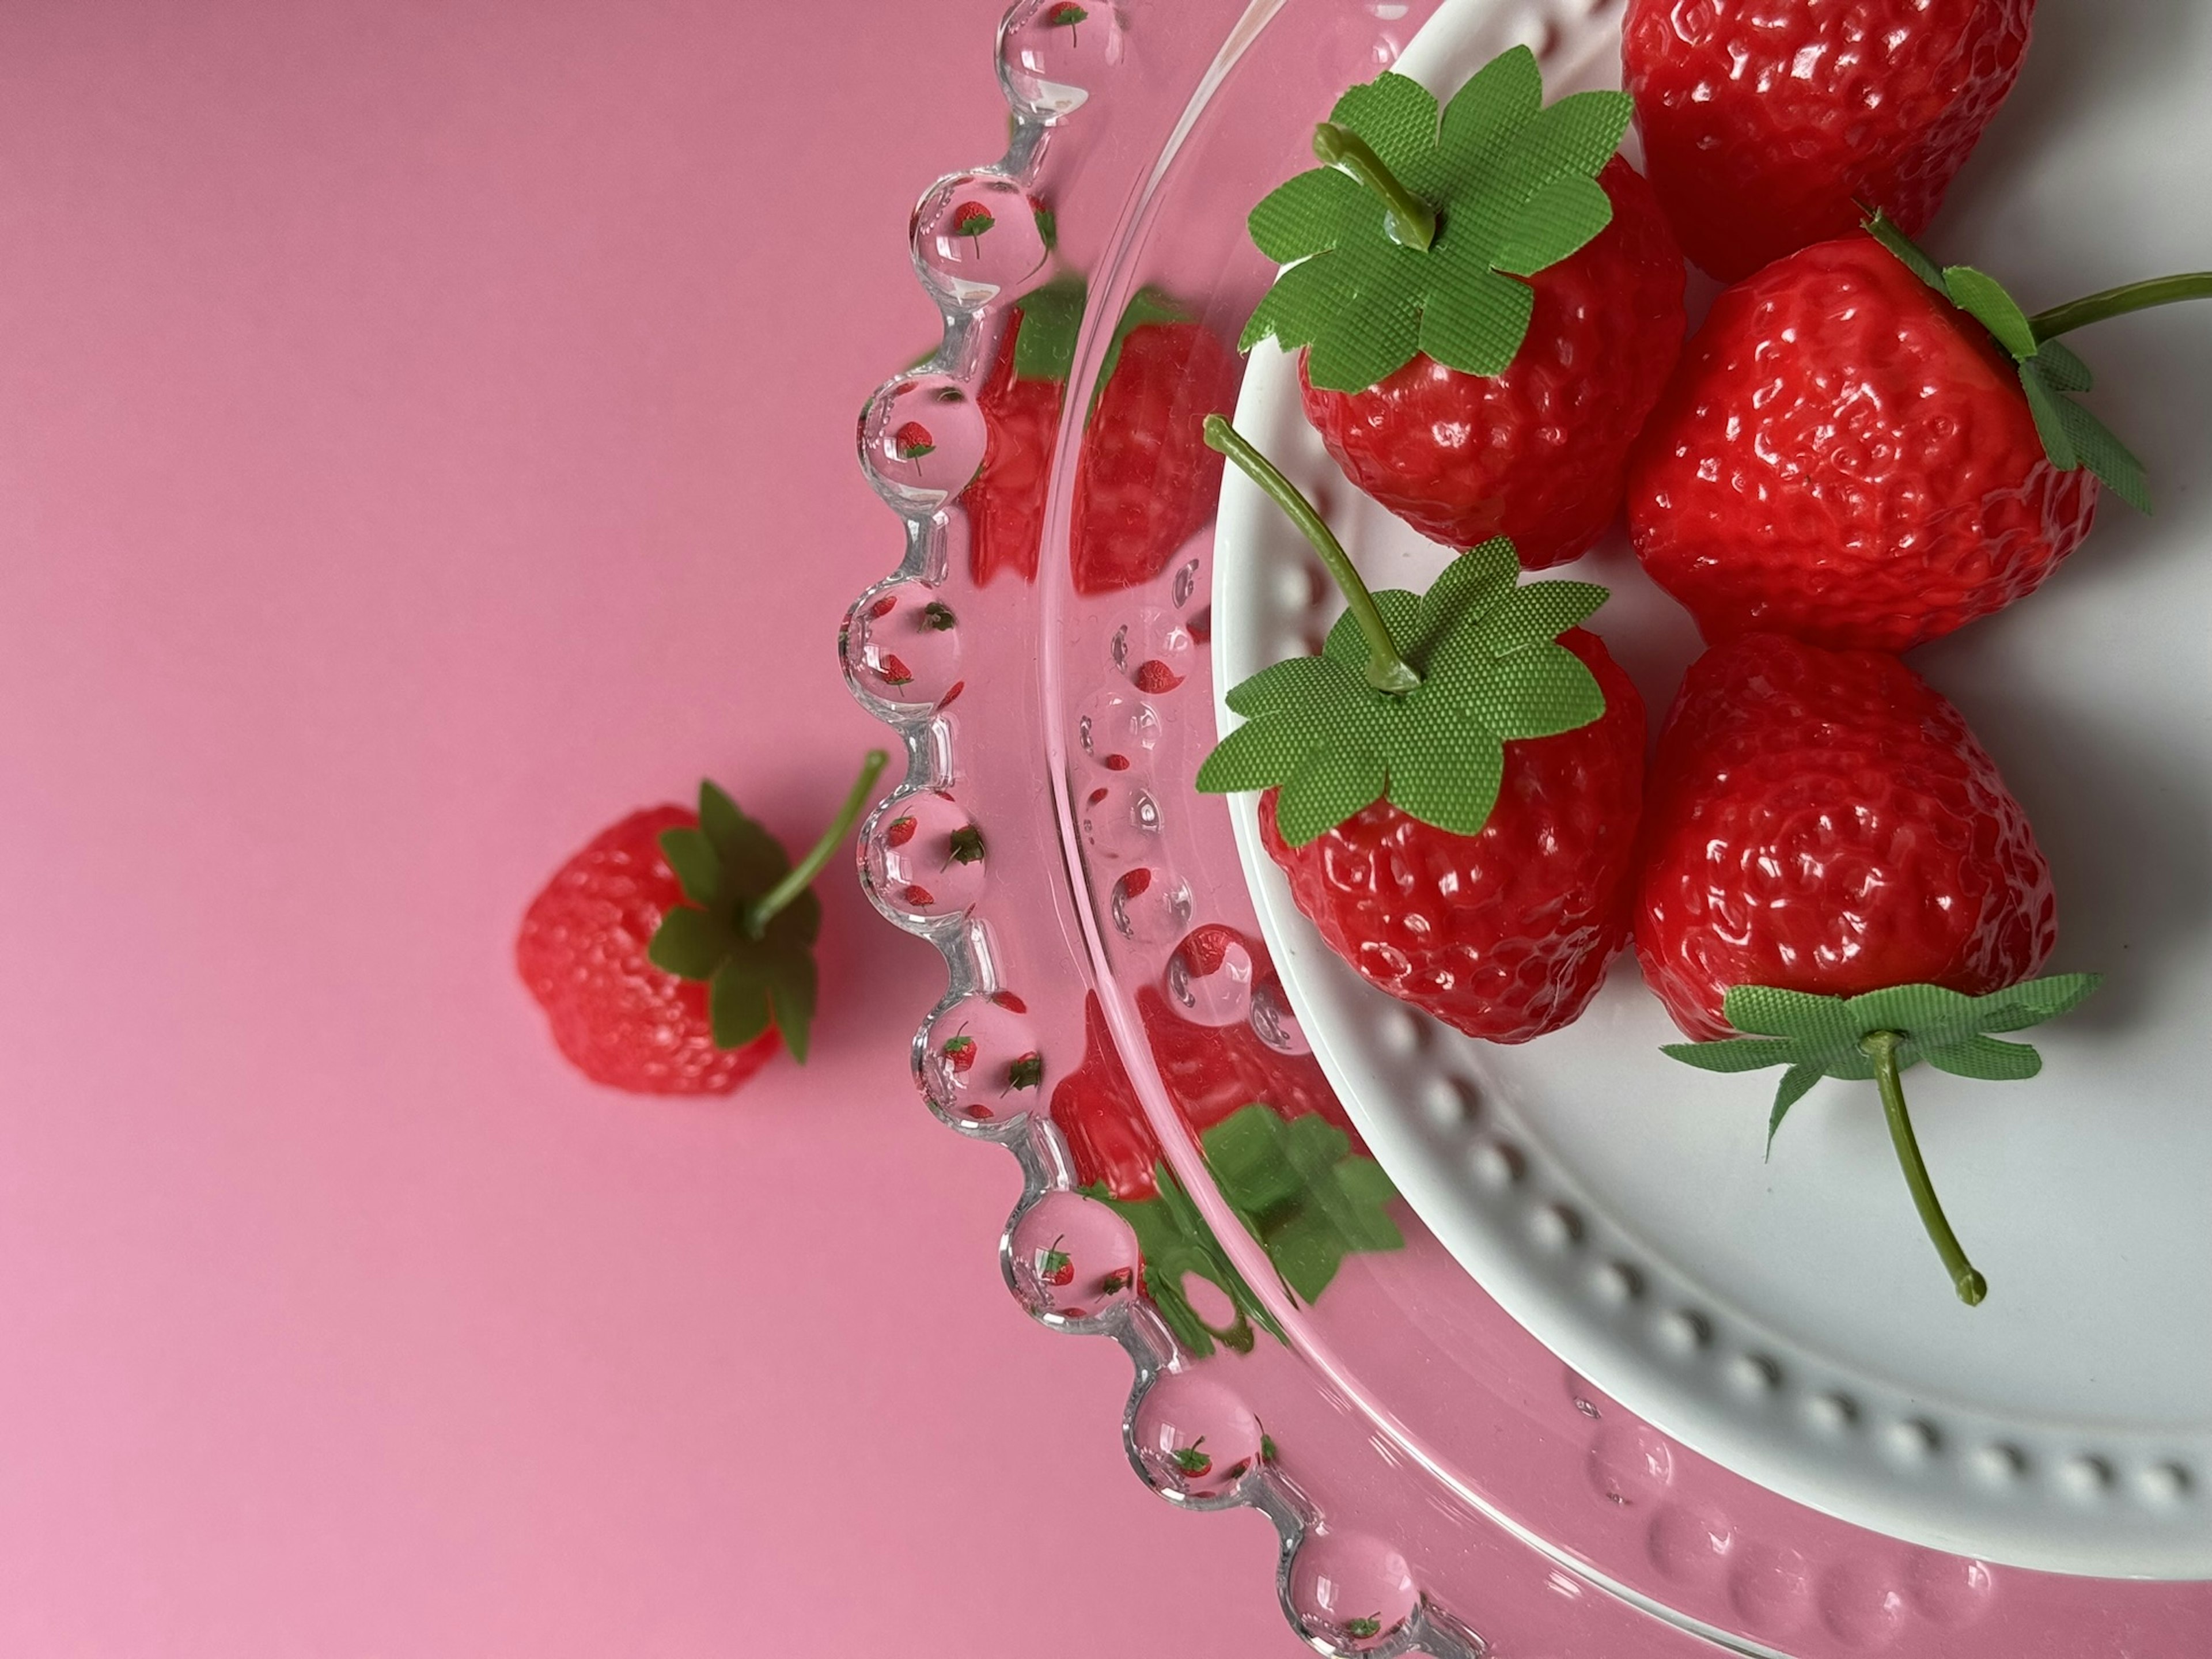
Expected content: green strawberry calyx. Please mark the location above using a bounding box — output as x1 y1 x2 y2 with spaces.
646 751 890 1063
1240 48 1632 393
1195 415 1610 846
1662 974 2102 1306
1864 209 2212 514
1010 273 1086 384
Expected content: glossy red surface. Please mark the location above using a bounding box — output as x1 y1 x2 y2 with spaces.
1623 0 2033 281
1627 234 2099 652
1636 633 2058 1040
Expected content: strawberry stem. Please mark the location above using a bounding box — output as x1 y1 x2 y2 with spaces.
744 749 890 938
1861 1031 1987 1307
1312 121 1436 252
2030 272 2212 341
1202 415 1420 695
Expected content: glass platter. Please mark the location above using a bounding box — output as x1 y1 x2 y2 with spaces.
842 0 2212 1651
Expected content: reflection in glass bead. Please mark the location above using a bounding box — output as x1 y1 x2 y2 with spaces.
998 0 1126 122
1131 1372 1262 1503
1108 866 1191 944
911 172 1054 309
1110 607 1195 695
1164 923 1254 1027
919 990 1043 1127
1077 778 1158 859
1077 689 1161 774
858 374 984 510
1248 973 1311 1055
842 582 962 711
1286 1531 1419 1653
863 787 986 921
1009 1191 1139 1321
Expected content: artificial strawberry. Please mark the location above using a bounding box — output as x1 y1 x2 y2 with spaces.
968 277 1084 586
1069 290 1242 595
1622 0 2032 282
515 753 885 1095
1197 418 1644 1042
1241 50 1685 568
1639 634 2099 1302
1627 215 2212 652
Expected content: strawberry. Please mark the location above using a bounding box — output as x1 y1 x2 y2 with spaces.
514 754 885 1095
1037 1237 1074 1287
968 278 1082 587
1069 290 1241 595
1198 419 1643 1041
1240 51 1685 569
1639 634 2098 1304
1622 0 2032 283
1628 216 2212 652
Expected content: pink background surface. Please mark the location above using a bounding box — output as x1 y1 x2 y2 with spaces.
0 3 1293 1652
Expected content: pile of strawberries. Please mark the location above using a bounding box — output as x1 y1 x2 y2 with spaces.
1197 3 2209 1301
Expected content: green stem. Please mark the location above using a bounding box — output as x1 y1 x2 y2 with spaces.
2029 273 2212 341
1861 1031 1987 1307
1202 415 1420 695
1311 122 1436 252
744 749 891 938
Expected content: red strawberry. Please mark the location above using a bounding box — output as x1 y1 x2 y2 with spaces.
1240 54 1684 569
1297 157 1686 567
1169 1440 1213 1478
515 755 886 1094
1070 293 1241 595
1199 419 1644 1043
1622 0 2032 283
968 279 1082 586
1635 635 2054 1041
1037 1237 1074 1287
1627 219 2207 651
1052 993 1164 1200
1261 629 1645 1042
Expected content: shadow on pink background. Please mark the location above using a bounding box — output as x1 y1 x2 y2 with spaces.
0 3 1291 1651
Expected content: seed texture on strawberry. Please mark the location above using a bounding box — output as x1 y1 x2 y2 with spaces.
1241 51 1685 567
515 753 886 1095
1622 0 2032 283
1627 217 2212 651
1636 634 2054 1041
1197 419 1643 1042
969 276 1084 586
1070 289 1242 595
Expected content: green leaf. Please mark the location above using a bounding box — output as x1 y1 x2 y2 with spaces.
1412 266 1535 380
1767 1063 1826 1149
1248 168 1368 263
1944 264 2037 360
657 826 721 907
2035 336 2093 392
764 948 817 1064
1968 972 2103 1029
1242 51 1628 392
1461 580 1607 658
1922 1033 2041 1082
1447 641 1603 739
1224 654 1347 719
1721 983 1859 1046
708 956 772 1050
1275 745 1388 844
1384 727 1501 834
1660 1037 1801 1074
647 904 731 981
698 781 789 893
1862 208 1945 291
2018 363 2080 472
1193 715 1321 792
1492 172 1613 277
1011 274 1086 382
1203 1105 1403 1304
2054 395 2150 512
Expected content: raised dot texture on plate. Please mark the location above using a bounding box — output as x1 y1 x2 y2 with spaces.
910 173 1052 309
1285 1531 1420 1653
1130 1372 1261 1503
1009 1190 1138 1323
857 374 984 510
863 789 986 922
918 990 1041 1127
843 582 963 711
998 0 1124 120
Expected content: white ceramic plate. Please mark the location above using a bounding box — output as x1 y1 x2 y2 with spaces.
1215 0 2212 1578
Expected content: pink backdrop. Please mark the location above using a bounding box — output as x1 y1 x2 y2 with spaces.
0 3 1291 1652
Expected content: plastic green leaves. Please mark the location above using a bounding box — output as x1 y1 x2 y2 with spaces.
1240 49 1632 392
1010 274 1086 382
1865 211 2150 511
1663 974 2102 1150
1086 1104 1403 1358
647 781 821 1062
1197 539 1607 844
